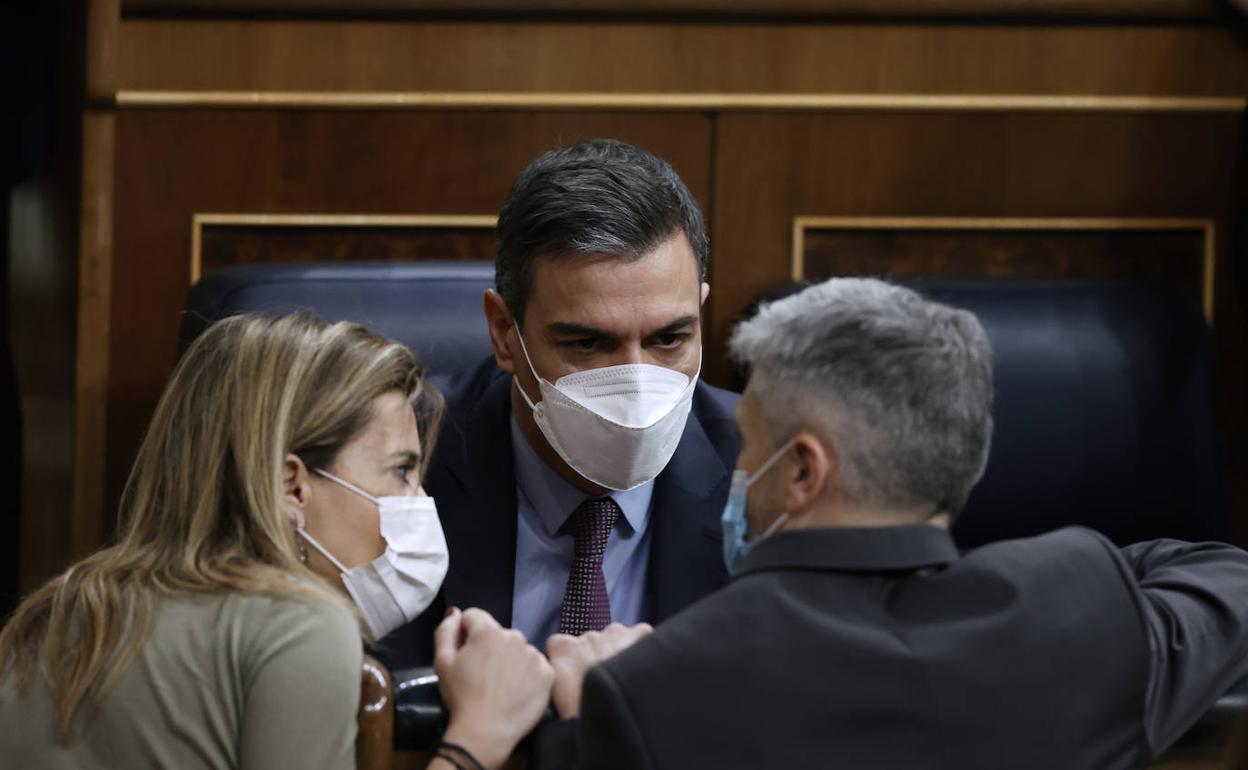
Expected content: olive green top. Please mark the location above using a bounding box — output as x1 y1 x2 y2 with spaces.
0 590 363 770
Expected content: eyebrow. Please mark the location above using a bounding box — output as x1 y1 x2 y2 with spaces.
547 314 700 342
389 450 421 466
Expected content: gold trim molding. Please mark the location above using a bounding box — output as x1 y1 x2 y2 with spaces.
791 216 1217 324
190 212 498 284
121 91 1248 113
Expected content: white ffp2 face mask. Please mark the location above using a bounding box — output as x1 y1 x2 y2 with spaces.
514 329 699 491
297 469 449 638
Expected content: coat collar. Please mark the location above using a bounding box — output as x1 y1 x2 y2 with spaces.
736 525 959 578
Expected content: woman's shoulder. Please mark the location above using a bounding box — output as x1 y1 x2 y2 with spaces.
160 587 363 677
224 587 360 646
227 590 364 685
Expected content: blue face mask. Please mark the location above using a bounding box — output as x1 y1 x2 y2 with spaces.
721 439 797 573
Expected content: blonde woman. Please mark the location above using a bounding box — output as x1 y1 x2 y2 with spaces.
0 313 553 770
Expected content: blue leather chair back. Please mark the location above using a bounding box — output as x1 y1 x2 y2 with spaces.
179 262 496 390
180 264 1227 547
902 279 1227 547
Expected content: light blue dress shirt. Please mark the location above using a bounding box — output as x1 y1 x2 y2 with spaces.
509 417 654 645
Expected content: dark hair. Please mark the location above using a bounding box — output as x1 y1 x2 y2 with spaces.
495 139 709 324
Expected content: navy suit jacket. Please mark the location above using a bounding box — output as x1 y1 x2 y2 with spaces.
374 357 740 669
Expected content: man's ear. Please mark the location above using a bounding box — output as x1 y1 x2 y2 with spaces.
484 289 518 374
282 453 311 529
700 282 710 306
784 433 832 516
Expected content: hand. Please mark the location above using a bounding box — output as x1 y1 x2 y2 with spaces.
434 607 555 770
546 622 653 719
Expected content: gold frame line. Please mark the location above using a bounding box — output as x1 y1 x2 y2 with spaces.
189 212 498 285
790 216 1216 324
120 91 1248 113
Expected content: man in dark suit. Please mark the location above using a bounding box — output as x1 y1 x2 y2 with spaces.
379 139 738 667
521 277 1248 769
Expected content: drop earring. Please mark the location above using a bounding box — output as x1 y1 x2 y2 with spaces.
296 527 308 563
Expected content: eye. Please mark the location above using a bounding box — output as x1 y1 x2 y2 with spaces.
564 338 600 353
394 463 417 484
652 332 690 350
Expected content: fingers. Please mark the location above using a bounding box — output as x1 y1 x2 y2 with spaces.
603 622 652 638
459 607 501 638
433 607 463 671
546 633 577 657
529 643 556 681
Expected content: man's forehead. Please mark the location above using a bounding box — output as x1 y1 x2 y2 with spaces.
526 235 702 332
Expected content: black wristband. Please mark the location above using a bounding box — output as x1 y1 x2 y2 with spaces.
434 748 471 770
434 740 488 770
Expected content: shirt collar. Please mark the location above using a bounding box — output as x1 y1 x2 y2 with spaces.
735 525 959 577
509 417 653 537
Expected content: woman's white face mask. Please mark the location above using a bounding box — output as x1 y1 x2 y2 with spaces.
513 328 700 491
297 469 448 638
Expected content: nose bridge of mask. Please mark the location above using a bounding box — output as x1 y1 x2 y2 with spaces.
514 323 699 429
556 365 692 428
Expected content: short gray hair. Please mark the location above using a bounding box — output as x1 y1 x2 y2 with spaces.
729 278 993 517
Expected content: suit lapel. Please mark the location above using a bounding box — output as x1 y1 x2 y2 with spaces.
645 407 732 622
430 371 519 626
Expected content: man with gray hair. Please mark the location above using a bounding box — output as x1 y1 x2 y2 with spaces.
529 276 1248 769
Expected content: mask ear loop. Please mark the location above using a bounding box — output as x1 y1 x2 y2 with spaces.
746 437 799 486
313 467 379 504
511 324 546 412
301 468 378 575
742 437 799 544
296 528 350 574
754 511 791 541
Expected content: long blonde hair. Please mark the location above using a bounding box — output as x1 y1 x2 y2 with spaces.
0 312 442 742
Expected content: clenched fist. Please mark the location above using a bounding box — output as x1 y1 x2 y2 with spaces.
546 622 654 719
435 607 555 769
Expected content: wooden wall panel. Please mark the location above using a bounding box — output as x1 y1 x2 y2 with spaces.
107 109 712 527
64 7 1246 559
711 109 1247 538
799 224 1210 315
197 219 496 279
710 111 1241 336
120 0 1224 19
115 20 1248 96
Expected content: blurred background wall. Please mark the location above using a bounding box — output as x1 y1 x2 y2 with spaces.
7 0 1248 605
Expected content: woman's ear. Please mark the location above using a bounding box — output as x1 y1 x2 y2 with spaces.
282 453 311 529
784 433 832 516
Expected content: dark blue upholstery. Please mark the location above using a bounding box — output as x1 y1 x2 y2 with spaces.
179 262 496 391
901 279 1227 548
180 264 1227 548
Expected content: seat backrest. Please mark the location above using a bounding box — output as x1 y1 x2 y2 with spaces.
898 278 1226 547
179 261 496 389
181 265 1227 548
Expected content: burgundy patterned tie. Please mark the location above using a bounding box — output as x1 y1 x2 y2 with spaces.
557 497 621 636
